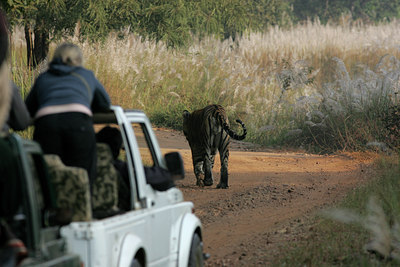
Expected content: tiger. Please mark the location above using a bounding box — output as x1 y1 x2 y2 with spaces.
182 104 247 189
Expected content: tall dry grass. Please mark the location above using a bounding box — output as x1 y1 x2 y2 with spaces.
273 155 400 266
11 19 400 150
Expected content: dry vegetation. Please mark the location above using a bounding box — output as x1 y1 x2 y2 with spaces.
11 19 400 151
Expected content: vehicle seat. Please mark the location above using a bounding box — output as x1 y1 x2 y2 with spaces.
44 154 92 222
91 143 120 218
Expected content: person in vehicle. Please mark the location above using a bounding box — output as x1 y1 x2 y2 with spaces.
96 126 128 180
96 126 131 210
2 81 32 134
96 126 175 210
25 43 111 188
0 9 28 266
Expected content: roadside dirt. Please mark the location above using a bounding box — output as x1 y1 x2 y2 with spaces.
154 128 379 266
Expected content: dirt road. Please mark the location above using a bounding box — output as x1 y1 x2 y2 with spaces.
154 128 378 266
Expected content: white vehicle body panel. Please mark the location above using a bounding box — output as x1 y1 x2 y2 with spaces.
59 106 202 267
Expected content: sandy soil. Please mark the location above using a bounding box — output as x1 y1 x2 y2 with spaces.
154 128 379 266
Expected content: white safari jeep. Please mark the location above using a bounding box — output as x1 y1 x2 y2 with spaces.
61 106 204 267
5 106 204 267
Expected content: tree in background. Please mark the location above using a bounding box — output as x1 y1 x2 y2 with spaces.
2 0 291 65
352 0 400 22
8 0 400 68
2 0 82 67
2 0 258 63
134 0 190 48
186 0 289 41
247 0 291 31
291 0 400 24
186 0 247 42
2 0 140 67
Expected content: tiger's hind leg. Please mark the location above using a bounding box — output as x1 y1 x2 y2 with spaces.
203 153 215 186
216 145 229 189
193 160 205 187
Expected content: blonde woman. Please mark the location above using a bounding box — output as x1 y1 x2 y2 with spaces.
25 43 111 188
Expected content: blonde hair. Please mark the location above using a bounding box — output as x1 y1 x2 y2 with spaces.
52 43 83 66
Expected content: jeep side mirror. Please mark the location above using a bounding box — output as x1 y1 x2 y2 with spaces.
164 152 185 180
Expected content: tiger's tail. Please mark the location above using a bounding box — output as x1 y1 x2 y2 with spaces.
222 118 247 141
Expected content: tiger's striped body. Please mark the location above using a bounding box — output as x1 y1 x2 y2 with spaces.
182 104 246 189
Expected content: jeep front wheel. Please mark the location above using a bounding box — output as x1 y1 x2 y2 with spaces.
188 233 204 267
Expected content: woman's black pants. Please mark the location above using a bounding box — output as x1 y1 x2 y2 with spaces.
33 112 97 189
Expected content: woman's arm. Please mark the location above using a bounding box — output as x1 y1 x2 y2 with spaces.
91 78 111 112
